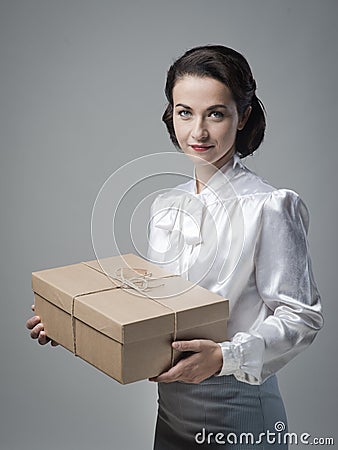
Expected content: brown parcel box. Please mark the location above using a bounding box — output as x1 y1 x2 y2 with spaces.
32 253 229 384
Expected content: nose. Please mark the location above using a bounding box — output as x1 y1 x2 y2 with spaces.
191 117 209 142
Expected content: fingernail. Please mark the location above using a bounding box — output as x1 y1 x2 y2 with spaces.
172 342 179 349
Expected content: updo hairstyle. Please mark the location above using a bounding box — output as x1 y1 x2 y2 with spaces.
162 45 266 158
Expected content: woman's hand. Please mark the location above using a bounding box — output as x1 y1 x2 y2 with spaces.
149 339 223 384
26 305 58 346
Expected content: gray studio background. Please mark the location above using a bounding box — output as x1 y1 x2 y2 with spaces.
1 1 337 449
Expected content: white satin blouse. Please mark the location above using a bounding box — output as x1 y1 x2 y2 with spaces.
147 154 323 385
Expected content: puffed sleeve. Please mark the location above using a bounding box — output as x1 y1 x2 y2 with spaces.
216 189 324 384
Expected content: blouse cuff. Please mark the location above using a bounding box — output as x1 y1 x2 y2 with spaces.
215 332 265 384
215 342 241 375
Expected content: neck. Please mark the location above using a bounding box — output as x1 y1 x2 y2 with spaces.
194 150 235 194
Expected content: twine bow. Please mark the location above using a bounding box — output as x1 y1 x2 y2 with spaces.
71 264 179 370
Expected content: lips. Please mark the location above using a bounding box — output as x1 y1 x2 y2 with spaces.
190 144 214 152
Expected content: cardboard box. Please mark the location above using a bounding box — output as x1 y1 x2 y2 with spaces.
32 253 229 384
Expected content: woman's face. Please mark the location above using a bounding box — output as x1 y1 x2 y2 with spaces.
172 75 248 168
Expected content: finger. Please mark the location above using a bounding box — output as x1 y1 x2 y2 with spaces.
149 371 177 383
149 366 179 383
30 323 44 339
51 340 59 347
172 339 202 353
38 331 50 345
26 316 41 330
149 357 191 383
31 304 35 312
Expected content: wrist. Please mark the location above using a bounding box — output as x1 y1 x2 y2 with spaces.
213 342 223 375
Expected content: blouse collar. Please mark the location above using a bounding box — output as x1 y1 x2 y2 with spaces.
191 153 244 199
152 155 245 245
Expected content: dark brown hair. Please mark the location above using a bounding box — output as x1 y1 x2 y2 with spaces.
162 45 266 158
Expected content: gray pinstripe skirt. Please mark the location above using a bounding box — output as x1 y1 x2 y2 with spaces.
153 374 288 449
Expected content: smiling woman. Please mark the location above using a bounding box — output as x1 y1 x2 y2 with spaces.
147 45 323 449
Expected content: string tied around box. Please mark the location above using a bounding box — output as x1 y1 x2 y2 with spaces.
112 267 179 369
70 265 179 369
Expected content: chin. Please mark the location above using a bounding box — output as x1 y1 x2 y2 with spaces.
184 152 214 165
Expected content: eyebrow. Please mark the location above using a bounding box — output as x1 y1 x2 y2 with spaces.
175 103 229 110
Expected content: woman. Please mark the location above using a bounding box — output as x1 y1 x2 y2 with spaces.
145 45 323 449
27 45 323 449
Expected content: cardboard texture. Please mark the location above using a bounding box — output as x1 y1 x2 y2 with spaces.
32 253 229 384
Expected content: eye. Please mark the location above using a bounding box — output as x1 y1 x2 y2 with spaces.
209 111 224 119
178 110 192 119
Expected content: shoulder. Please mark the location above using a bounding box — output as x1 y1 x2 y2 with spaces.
232 162 277 196
234 163 309 227
262 187 303 207
236 162 305 204
150 179 194 210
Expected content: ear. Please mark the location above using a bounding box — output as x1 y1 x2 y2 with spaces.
237 106 252 131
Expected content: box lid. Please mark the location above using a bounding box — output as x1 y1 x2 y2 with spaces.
32 254 228 344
